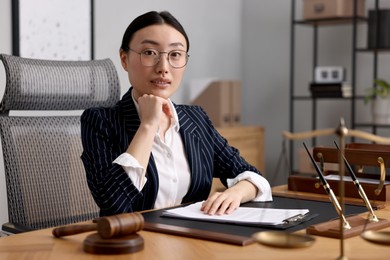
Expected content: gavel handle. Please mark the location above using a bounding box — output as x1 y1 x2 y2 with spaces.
52 223 97 237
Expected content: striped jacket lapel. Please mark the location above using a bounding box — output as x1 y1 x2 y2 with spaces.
121 89 159 209
176 106 206 202
121 90 140 135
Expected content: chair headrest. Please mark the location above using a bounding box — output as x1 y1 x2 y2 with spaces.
0 54 121 112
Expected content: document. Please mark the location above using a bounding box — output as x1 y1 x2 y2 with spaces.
162 202 310 226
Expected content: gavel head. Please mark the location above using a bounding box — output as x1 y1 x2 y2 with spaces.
97 212 144 239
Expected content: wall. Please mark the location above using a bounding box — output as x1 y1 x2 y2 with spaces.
94 0 242 102
242 1 291 185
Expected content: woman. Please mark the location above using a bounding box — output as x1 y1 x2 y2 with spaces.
81 10 272 217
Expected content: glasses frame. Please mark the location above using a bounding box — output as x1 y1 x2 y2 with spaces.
129 48 189 69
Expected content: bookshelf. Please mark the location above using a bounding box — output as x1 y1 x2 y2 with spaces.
289 0 390 171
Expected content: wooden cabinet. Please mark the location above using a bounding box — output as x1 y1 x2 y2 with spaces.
216 125 265 172
192 80 241 127
210 125 265 193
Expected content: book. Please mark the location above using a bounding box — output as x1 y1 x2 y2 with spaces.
311 90 352 98
161 201 310 227
310 82 352 98
368 9 390 49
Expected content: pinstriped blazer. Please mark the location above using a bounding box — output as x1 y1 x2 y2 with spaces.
81 88 261 216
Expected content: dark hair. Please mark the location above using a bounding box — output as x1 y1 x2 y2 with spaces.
120 11 190 52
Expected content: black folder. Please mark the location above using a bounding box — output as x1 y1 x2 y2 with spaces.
141 196 368 246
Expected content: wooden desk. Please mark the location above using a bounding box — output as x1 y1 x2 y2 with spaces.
1 186 390 260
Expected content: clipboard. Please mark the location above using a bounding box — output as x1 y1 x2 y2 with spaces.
160 202 318 229
141 196 367 246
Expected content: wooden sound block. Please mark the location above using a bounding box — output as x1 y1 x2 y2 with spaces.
306 215 390 239
83 232 144 255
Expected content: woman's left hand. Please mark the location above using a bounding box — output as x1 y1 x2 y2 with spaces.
200 180 257 215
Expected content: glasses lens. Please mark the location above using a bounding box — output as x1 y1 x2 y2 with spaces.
140 49 159 67
168 50 188 68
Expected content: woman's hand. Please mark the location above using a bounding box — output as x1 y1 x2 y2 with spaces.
200 180 258 215
126 94 172 170
137 94 172 127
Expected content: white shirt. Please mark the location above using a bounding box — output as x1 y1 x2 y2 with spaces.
113 93 272 209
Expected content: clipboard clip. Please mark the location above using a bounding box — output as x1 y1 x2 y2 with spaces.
282 213 307 224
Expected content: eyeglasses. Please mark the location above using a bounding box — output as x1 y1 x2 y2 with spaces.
129 48 189 68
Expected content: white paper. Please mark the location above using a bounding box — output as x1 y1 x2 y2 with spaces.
162 202 309 226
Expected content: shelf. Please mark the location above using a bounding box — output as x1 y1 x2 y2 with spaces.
289 0 386 172
355 123 390 128
292 96 365 100
294 16 367 26
294 96 352 100
292 96 312 100
356 48 390 53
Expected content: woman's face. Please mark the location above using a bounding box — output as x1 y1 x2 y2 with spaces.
120 24 188 100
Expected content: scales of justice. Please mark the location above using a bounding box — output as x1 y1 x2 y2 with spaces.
252 118 390 259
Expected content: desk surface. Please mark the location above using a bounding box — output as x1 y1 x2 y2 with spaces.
1 185 390 260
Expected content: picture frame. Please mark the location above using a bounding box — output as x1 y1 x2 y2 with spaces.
12 0 94 60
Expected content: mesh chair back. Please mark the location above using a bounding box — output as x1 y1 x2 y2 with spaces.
0 54 120 230
0 54 119 112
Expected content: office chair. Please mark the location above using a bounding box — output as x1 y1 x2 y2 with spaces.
0 54 120 234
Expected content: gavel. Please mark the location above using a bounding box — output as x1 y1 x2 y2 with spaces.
52 212 144 239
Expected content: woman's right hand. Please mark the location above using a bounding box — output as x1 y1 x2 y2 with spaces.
137 94 172 127
125 94 172 169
